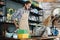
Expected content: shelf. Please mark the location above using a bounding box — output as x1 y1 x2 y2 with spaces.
0 15 3 17
31 36 60 39
4 36 60 40
29 23 36 25
30 12 43 16
31 36 41 38
0 8 3 11
0 20 42 24
5 21 14 24
0 4 5 7
29 25 36 27
28 20 42 23
40 36 60 39
0 21 14 24
31 4 43 11
11 0 43 11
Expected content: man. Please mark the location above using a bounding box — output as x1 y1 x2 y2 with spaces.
12 1 31 33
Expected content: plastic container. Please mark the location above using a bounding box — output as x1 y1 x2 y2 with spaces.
18 34 29 39
52 28 58 36
17 29 28 34
17 29 31 39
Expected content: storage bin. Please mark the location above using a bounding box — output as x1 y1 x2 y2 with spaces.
17 29 28 34
18 34 29 39
17 29 31 39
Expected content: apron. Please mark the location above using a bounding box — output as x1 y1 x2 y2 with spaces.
19 12 30 33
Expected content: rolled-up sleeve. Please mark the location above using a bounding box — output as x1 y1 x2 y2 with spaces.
11 9 22 21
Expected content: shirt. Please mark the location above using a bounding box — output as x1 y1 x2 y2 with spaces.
11 8 30 23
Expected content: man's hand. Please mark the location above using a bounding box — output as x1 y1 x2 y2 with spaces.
13 20 19 29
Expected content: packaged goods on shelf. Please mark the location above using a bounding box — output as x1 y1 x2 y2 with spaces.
7 8 15 21
39 10 43 15
29 23 37 25
32 1 39 7
0 11 2 15
0 2 4 4
29 16 38 21
30 9 38 14
22 0 28 1
33 27 45 36
39 17 43 22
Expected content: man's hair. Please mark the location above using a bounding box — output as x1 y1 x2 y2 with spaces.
24 1 31 4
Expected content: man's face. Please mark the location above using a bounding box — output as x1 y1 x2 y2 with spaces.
25 3 31 10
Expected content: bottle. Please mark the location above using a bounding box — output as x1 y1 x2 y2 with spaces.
52 27 58 36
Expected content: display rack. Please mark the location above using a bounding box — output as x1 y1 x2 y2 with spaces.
0 1 6 22
31 4 43 11
0 0 6 38
30 12 43 16
0 4 5 6
28 20 42 23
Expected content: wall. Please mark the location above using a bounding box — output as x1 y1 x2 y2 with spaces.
33 0 56 2
6 0 23 10
39 2 53 20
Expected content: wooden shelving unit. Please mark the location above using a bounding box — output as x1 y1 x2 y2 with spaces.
40 36 60 39
31 4 43 11
0 0 7 38
30 12 43 16
28 20 42 23
0 4 5 7
0 3 6 21
2 36 60 40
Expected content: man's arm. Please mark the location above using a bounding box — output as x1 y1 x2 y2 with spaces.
12 9 22 28
13 20 19 28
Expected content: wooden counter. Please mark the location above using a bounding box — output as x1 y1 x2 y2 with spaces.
2 36 60 40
